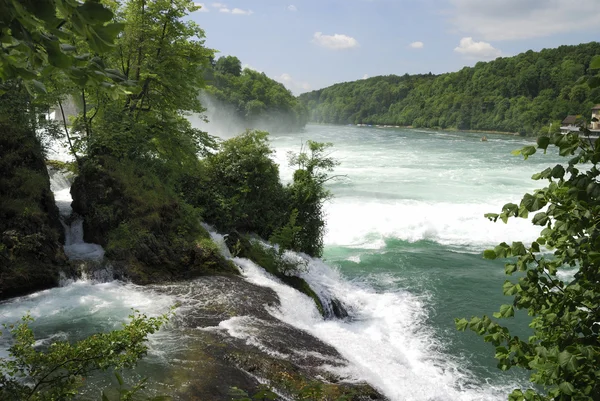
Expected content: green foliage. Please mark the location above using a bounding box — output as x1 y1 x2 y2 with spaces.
72 155 238 283
299 42 600 135
0 310 170 401
112 0 212 118
185 130 288 239
206 57 308 132
285 141 340 257
215 55 242 77
0 86 67 299
0 0 123 94
457 130 600 399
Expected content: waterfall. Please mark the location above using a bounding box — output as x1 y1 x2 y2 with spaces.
49 168 106 262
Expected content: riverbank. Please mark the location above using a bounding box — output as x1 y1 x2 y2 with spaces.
306 122 526 137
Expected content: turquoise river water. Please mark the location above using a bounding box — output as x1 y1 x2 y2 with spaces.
0 124 569 400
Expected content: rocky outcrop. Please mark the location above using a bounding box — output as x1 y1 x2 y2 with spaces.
70 156 238 284
0 124 67 300
151 275 385 400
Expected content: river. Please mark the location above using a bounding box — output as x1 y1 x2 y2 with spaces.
0 124 565 400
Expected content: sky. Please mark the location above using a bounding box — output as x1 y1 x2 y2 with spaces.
190 0 600 95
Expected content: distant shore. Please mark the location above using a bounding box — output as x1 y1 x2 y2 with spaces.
307 122 525 137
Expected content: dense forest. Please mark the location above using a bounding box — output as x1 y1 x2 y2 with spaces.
299 42 600 135
204 55 308 132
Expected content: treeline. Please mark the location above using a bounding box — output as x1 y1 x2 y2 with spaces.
205 55 308 132
299 42 600 135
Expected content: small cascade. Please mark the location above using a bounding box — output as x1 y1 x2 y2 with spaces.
49 168 107 278
200 225 519 401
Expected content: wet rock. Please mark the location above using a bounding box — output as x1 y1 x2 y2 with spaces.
150 276 386 400
328 298 349 320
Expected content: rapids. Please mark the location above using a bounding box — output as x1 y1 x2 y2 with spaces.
1 125 565 400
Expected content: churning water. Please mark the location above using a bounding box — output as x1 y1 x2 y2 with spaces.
1 125 564 400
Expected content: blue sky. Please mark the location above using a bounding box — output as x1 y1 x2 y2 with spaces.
190 0 600 94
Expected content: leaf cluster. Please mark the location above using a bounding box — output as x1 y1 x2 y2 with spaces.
457 130 600 400
0 0 124 94
0 310 170 401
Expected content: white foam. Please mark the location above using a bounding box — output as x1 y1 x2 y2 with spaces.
63 219 105 260
0 280 176 361
224 252 522 401
49 170 106 261
324 198 542 251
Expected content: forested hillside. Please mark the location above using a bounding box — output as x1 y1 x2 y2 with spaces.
299 42 600 135
204 56 308 132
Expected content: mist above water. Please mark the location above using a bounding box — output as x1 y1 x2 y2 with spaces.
188 92 304 138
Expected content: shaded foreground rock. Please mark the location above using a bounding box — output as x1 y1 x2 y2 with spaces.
149 275 386 400
0 122 67 300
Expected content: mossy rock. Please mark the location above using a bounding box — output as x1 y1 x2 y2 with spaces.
71 156 238 284
229 232 325 316
0 122 67 300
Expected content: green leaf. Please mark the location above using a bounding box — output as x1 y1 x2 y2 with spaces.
483 249 497 260
115 371 124 386
455 318 468 331
45 42 71 69
511 242 526 256
502 281 518 296
551 164 565 179
76 1 114 24
558 381 575 395
520 146 537 160
537 136 550 151
493 304 514 319
586 182 600 198
505 263 517 275
532 212 549 226
31 80 47 94
590 55 600 70
558 350 578 373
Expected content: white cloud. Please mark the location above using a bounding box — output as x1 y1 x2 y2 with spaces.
454 37 501 59
194 3 209 12
232 8 253 15
277 73 312 94
313 32 359 50
242 64 260 72
288 5 297 12
215 4 252 15
362 74 369 80
409 41 424 49
450 0 600 40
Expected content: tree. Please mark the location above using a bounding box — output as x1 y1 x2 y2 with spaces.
0 311 170 401
215 55 242 77
298 42 600 135
71 0 216 181
456 131 600 398
277 141 340 257
192 130 288 238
